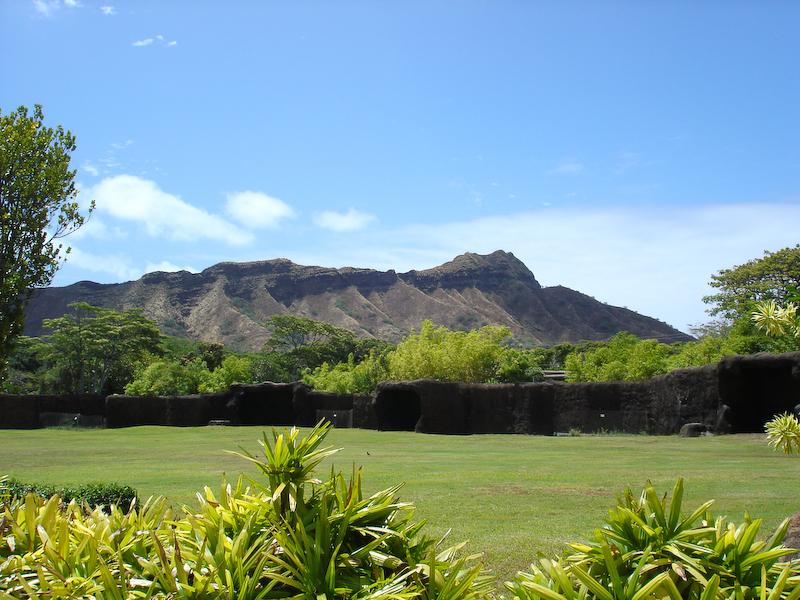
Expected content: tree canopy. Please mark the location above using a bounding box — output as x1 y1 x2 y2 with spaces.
259 315 389 382
42 302 163 395
703 245 800 319
0 105 92 381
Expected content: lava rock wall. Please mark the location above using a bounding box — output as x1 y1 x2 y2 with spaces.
2 352 799 433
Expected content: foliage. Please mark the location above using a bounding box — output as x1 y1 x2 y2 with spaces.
493 348 545 383
197 354 253 393
3 478 136 510
41 302 163 395
125 354 253 395
506 478 800 600
765 413 800 455
196 341 226 370
250 349 295 383
260 315 389 382
526 343 583 371
388 320 512 383
303 350 390 394
562 320 793 382
565 333 674 382
124 357 209 396
0 336 48 393
752 300 800 340
704 245 800 320
0 422 492 599
0 105 93 384
161 334 201 360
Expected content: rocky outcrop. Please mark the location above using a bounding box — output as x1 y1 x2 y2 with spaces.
24 250 691 350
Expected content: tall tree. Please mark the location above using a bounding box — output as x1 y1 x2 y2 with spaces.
42 302 163 394
259 315 381 381
0 105 92 381
703 245 800 319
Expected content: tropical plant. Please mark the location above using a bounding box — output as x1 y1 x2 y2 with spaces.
765 412 800 455
505 479 800 600
0 421 492 599
752 300 800 339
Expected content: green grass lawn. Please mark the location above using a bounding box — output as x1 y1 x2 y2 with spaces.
1 427 798 583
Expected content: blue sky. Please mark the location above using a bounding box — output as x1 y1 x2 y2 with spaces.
2 1 798 333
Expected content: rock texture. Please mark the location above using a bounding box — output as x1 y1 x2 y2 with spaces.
24 250 690 350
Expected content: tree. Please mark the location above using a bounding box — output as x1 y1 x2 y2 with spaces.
0 105 92 382
261 315 379 381
703 245 800 319
42 302 163 394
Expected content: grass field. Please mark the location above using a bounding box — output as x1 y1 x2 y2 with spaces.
1 427 798 582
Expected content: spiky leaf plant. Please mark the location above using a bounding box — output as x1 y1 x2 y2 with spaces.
0 421 491 599
765 413 800 455
506 478 800 600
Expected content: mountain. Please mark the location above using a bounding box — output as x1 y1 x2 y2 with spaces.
23 250 692 349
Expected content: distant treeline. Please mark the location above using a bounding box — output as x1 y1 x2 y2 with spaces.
4 302 797 398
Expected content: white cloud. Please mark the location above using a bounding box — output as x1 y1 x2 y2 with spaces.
225 191 295 229
110 139 134 150
99 5 114 15
65 247 141 281
144 261 198 274
85 174 253 245
313 208 376 232
33 0 81 15
33 0 58 16
132 35 177 48
82 162 99 177
64 250 197 282
547 158 584 176
70 216 109 240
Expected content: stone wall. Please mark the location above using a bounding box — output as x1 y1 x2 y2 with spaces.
2 352 798 434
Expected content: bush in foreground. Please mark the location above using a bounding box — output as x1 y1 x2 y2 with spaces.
0 422 491 599
1 427 798 599
507 479 799 600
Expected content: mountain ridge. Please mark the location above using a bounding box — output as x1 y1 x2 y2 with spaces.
24 250 692 349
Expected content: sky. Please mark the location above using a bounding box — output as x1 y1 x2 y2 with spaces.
1 0 798 334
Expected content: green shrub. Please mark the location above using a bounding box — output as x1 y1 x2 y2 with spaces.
305 321 547 393
124 356 210 395
765 412 800 455
2 478 137 510
506 478 800 600
303 350 389 394
0 422 492 599
197 354 253 392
